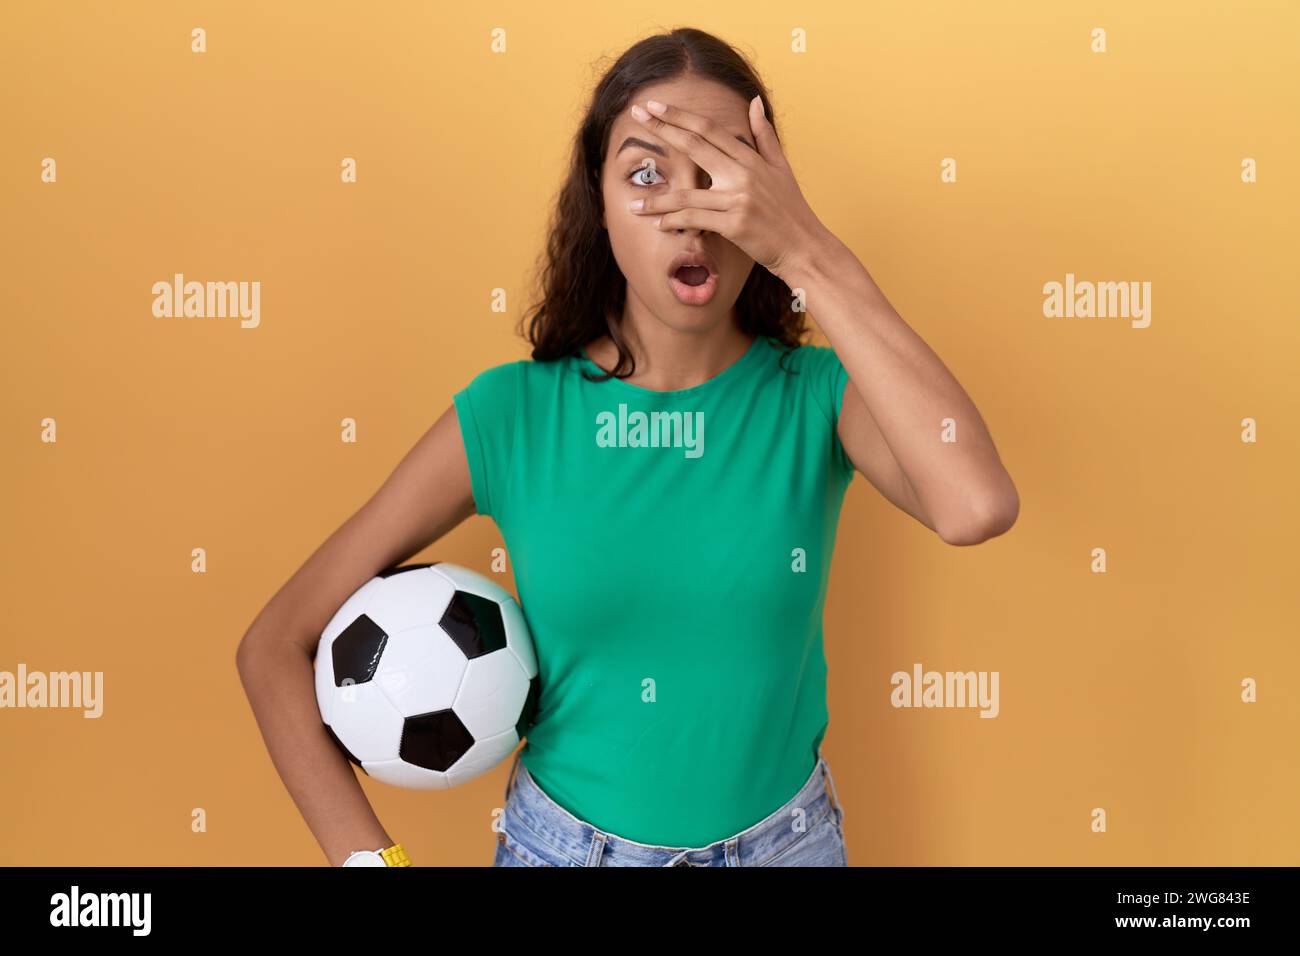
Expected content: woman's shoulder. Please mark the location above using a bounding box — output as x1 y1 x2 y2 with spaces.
762 336 842 376
766 338 848 423
459 358 521 394
459 350 577 396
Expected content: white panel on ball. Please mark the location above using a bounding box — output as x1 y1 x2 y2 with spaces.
431 563 513 603
454 650 532 740
362 759 451 791
445 729 521 788
320 577 384 644
366 566 456 635
328 681 405 762
373 625 471 718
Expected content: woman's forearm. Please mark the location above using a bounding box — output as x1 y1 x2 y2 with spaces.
236 627 394 867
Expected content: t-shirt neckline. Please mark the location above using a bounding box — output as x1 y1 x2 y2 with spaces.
577 335 767 398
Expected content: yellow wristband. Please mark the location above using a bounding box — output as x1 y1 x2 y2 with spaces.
380 843 412 867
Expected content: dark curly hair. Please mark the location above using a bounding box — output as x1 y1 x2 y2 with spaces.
518 27 810 382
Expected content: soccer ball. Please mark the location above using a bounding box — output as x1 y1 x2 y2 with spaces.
313 562 540 789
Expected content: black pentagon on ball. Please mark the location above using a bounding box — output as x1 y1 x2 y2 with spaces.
438 590 507 659
516 674 542 741
398 710 476 772
324 722 369 776
332 613 387 686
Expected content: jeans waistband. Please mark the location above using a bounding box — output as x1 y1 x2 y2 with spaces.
502 749 845 867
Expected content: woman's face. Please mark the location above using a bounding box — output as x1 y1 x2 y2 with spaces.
600 74 758 335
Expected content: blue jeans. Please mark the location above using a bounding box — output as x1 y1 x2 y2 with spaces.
492 748 848 867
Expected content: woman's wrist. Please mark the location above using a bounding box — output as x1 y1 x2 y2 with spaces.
341 842 411 866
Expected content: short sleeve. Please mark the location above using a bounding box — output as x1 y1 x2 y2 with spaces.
796 345 854 482
452 361 521 520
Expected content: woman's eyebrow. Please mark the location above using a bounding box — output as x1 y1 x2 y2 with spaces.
615 133 756 159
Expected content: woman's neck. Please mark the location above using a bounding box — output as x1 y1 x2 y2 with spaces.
585 312 754 392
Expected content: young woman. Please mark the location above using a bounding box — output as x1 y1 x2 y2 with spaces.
237 28 1018 868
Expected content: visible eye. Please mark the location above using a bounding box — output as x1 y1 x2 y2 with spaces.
629 163 665 187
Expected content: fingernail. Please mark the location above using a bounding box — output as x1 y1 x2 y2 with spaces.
645 100 666 114
628 199 644 211
631 104 649 121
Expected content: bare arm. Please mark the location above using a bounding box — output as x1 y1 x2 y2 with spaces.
235 404 477 866
836 383 939 534
783 234 1020 547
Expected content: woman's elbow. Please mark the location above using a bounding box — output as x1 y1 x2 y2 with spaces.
939 482 1020 546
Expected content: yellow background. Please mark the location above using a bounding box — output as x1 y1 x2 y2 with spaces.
2 1 1296 865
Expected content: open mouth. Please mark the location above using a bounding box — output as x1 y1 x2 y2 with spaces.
674 265 710 287
666 251 720 305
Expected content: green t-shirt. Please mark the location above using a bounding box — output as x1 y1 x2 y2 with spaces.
453 334 854 847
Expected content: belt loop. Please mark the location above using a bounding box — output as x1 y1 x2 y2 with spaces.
586 831 607 867
821 752 845 825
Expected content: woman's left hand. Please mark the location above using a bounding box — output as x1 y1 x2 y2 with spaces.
628 96 834 282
